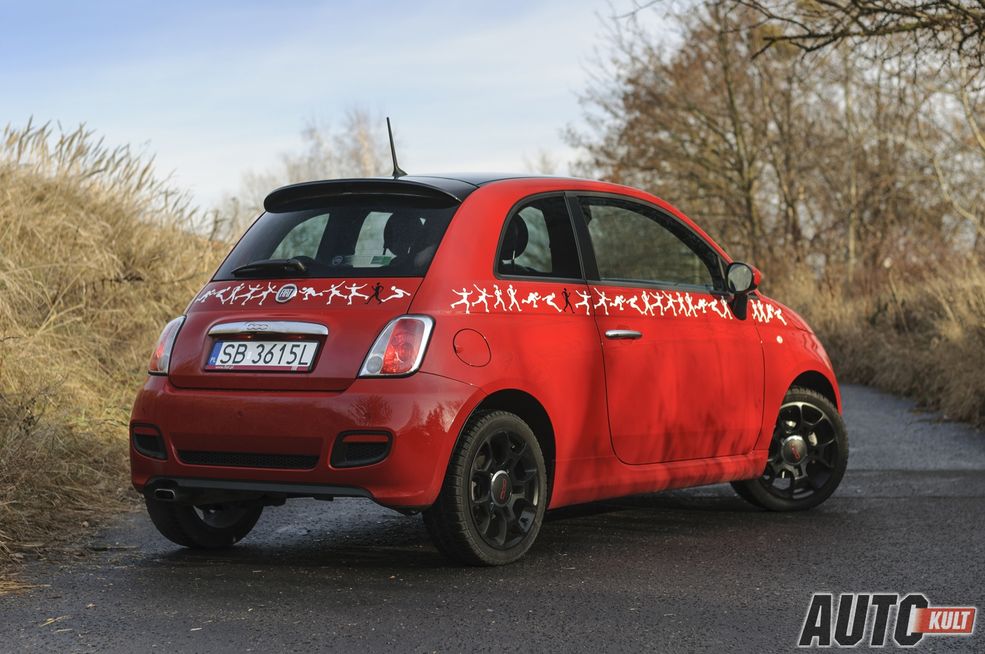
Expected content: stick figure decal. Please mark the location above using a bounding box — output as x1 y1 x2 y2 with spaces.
193 280 413 308
450 288 473 313
255 283 279 305
574 290 592 315
493 284 507 311
366 281 385 304
325 281 347 305
345 283 369 305
593 289 611 316
382 286 411 303
225 283 246 304
561 288 575 313
542 292 561 313
194 278 786 325
522 291 542 309
472 285 491 313
299 286 324 301
443 283 788 325
239 284 262 305
506 285 522 312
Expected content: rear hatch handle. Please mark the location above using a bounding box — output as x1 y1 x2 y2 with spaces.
208 321 328 336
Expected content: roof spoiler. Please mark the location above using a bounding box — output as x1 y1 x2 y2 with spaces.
263 178 474 212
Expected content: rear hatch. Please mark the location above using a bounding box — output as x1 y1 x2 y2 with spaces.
168 180 463 392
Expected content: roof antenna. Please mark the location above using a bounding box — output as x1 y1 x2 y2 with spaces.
387 117 407 178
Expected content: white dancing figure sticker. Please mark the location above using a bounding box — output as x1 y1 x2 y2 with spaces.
445 283 789 326
194 280 412 307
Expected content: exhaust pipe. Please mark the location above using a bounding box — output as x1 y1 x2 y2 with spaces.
153 488 177 502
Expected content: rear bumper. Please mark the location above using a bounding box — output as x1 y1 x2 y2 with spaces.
129 372 481 508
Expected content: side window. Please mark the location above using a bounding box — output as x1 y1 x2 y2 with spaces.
271 214 329 259
578 197 721 290
497 195 582 279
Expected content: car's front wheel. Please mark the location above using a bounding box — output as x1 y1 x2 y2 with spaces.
423 411 547 565
731 387 848 511
145 498 263 548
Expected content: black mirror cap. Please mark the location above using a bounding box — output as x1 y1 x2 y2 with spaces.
726 261 758 294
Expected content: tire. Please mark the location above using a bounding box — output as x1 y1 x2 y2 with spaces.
731 387 848 511
145 498 263 549
423 411 548 566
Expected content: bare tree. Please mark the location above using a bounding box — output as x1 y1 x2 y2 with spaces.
570 1 981 285
736 1 985 67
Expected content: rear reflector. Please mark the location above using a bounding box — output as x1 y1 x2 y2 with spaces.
131 424 167 460
331 431 392 468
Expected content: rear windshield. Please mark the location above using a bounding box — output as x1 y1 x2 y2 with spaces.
214 196 459 280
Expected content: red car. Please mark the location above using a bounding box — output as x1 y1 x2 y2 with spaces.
131 173 847 565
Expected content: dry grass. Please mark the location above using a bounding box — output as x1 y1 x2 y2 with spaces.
774 261 985 426
0 121 223 567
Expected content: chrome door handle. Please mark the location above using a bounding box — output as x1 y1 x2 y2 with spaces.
605 329 643 340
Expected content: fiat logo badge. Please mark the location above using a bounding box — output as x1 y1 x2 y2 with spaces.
275 284 298 303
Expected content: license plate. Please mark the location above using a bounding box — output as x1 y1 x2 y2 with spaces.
206 340 318 372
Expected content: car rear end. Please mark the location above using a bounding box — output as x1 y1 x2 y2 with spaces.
129 179 480 510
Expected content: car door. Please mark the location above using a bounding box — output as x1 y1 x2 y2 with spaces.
572 194 765 464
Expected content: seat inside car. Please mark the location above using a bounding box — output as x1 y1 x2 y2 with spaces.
383 212 425 271
498 215 530 275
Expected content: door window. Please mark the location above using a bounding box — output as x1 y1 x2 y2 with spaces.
577 197 722 290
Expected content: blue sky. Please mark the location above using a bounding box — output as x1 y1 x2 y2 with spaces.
0 1 662 207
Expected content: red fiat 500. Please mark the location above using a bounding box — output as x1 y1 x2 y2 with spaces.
131 173 847 565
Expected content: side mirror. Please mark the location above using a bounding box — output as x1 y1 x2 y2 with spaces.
726 261 760 294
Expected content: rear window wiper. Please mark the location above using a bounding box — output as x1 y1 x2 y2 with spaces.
230 257 308 277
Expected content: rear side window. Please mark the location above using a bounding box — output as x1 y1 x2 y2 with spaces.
215 197 458 280
497 195 581 279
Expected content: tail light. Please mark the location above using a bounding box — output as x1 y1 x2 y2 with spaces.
359 315 434 377
148 316 185 375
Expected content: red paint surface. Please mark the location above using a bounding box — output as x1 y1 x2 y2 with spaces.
131 177 841 510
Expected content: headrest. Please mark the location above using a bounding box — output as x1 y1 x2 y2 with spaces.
383 214 423 256
501 216 529 260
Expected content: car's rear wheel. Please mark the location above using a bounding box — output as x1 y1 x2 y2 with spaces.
731 387 847 511
145 498 262 549
423 411 547 566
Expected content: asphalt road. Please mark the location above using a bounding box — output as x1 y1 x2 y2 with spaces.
1 384 983 653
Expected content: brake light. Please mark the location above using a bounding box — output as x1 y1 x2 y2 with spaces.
359 316 434 377
148 316 185 375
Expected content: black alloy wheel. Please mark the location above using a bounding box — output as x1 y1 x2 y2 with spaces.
731 387 848 511
468 427 541 550
423 411 548 565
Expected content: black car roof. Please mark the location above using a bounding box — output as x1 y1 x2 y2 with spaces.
263 173 558 211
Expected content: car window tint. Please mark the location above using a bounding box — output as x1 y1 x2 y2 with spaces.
497 196 581 279
271 214 329 260
214 196 458 280
352 211 392 262
579 197 721 289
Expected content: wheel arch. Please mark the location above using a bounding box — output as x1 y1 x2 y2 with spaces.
789 370 840 412
466 389 557 503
